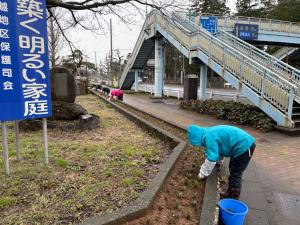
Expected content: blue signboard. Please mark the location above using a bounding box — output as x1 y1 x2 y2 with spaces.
0 0 51 121
234 23 259 40
200 16 217 34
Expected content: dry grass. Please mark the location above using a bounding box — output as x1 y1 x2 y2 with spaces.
0 95 170 225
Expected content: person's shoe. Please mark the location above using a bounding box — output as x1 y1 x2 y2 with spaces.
228 188 241 199
219 181 229 198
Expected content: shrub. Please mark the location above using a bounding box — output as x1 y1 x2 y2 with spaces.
180 99 275 131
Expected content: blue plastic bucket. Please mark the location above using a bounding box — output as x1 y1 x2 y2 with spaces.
219 199 248 225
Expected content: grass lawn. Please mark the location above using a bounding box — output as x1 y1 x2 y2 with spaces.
0 95 170 225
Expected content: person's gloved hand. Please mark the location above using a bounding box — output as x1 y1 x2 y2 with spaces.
198 171 207 180
198 159 216 180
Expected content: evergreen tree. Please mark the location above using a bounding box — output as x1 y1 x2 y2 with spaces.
260 0 277 17
236 0 261 17
190 0 230 15
270 0 300 22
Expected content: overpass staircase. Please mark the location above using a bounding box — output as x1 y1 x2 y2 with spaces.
273 47 300 61
119 11 300 129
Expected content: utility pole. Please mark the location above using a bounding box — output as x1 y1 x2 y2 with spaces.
110 18 113 85
94 51 98 82
95 51 98 70
85 55 88 78
146 0 148 16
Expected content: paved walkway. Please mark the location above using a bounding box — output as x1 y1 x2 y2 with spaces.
123 93 300 225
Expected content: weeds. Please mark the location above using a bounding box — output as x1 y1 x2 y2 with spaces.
0 95 170 225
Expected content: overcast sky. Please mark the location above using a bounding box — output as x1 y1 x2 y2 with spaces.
64 0 237 65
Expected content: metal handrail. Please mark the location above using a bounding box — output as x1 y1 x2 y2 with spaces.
197 12 300 25
199 13 300 34
177 11 300 34
217 31 300 83
273 47 299 59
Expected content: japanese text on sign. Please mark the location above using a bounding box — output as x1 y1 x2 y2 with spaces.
0 0 51 121
200 16 218 34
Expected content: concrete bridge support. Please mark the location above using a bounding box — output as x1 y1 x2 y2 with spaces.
199 64 208 100
134 70 139 92
154 38 165 97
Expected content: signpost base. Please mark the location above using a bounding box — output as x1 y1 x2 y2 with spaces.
43 118 48 165
1 122 10 176
14 121 20 161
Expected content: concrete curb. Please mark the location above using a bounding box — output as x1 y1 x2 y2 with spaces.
90 91 220 225
79 91 186 225
199 168 220 225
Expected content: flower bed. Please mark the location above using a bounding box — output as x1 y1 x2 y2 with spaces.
180 99 275 131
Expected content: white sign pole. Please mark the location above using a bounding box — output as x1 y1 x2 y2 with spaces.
14 121 20 161
1 122 10 176
43 118 49 165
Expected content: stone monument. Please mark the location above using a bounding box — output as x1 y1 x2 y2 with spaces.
51 67 76 103
50 67 87 120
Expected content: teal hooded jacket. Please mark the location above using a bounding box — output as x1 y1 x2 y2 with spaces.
187 125 255 162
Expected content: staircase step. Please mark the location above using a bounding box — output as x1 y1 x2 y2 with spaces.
293 120 300 125
276 126 300 136
293 107 300 113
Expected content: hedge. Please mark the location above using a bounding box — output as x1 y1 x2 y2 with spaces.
180 99 275 132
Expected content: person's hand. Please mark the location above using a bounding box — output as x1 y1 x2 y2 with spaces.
198 171 206 180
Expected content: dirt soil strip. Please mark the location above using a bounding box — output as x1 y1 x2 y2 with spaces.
80 93 186 225
90 92 207 225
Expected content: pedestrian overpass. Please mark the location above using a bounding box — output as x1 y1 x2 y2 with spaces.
119 10 300 129
202 14 300 46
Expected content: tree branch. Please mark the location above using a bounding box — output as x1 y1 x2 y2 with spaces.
46 0 160 11
47 8 75 53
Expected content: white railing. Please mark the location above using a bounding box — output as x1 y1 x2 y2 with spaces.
179 11 300 34
217 31 300 85
210 14 300 34
273 47 299 59
136 84 246 101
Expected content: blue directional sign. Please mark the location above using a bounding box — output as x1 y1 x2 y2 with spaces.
200 16 218 34
234 23 259 40
0 0 51 121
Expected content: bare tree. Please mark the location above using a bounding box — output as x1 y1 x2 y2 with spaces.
48 8 65 67
46 0 188 51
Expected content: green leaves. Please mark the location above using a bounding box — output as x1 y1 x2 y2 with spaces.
180 99 275 131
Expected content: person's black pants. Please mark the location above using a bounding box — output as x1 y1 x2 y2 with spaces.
118 94 123 101
228 143 256 189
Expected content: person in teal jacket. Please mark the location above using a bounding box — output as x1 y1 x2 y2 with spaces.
187 124 256 199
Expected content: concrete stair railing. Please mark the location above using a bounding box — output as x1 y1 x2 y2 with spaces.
273 47 299 60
